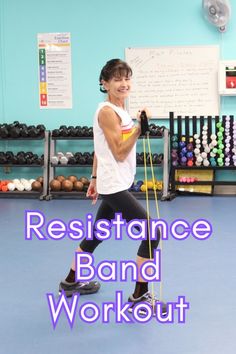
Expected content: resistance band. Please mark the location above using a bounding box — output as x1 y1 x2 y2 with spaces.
141 111 163 306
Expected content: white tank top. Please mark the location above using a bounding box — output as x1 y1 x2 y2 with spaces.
93 102 136 194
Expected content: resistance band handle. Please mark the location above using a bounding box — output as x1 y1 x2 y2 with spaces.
140 110 149 136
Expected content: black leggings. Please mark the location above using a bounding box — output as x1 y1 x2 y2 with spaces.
80 190 160 259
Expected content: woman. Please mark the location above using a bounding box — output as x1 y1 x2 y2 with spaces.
59 59 166 316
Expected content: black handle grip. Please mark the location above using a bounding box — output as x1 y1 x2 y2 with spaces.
140 110 149 136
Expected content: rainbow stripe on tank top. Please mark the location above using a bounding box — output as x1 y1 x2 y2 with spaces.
122 122 136 141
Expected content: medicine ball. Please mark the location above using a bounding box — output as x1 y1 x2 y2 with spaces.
56 175 66 182
50 179 61 191
79 176 89 185
74 180 84 191
37 176 43 185
32 181 42 191
68 175 77 183
61 179 73 192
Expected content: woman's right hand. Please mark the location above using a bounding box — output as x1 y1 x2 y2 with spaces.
86 179 99 205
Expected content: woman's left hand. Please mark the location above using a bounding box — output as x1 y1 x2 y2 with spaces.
136 107 151 121
86 179 99 205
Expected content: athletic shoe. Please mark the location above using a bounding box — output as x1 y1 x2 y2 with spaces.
59 280 101 297
128 291 167 316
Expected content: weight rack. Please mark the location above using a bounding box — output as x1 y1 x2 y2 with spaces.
169 112 236 196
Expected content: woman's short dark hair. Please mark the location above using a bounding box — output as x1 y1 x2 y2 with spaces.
99 59 132 93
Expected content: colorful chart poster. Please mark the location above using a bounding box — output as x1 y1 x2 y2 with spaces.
37 32 72 109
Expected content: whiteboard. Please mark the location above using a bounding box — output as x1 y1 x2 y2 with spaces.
125 45 220 118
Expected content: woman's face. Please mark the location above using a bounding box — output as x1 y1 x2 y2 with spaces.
103 74 132 101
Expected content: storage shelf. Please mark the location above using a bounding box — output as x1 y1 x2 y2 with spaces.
48 128 170 200
0 131 49 199
51 163 93 167
51 135 164 140
174 181 236 186
51 163 164 168
0 135 45 140
172 166 236 170
51 136 93 140
0 191 42 198
49 190 163 200
0 163 44 167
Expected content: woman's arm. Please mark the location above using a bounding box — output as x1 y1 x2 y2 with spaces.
98 106 141 162
86 154 98 204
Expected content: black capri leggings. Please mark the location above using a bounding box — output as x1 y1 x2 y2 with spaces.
80 190 160 258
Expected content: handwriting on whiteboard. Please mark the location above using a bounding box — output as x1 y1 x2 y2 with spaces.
125 46 219 118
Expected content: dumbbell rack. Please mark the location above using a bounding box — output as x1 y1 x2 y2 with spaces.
48 135 93 200
0 131 50 199
169 112 236 196
48 129 170 200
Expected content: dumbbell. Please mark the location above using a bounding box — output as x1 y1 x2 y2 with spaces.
0 153 7 164
20 127 29 137
52 129 60 137
88 127 93 137
28 125 40 138
68 156 77 164
5 151 18 164
154 125 165 137
59 126 69 137
51 156 59 164
86 153 93 165
37 124 46 136
149 124 157 136
133 180 143 192
9 124 21 138
60 156 68 165
17 152 26 164
75 126 83 137
69 127 78 137
0 125 9 138
77 154 86 165
82 126 90 137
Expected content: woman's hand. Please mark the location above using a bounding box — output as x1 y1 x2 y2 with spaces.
86 179 99 205
137 108 151 135
136 107 152 121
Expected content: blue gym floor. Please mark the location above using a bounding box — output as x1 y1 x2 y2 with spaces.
0 196 236 354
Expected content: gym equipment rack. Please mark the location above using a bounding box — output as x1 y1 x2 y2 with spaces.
47 127 170 201
169 112 236 196
0 131 50 199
